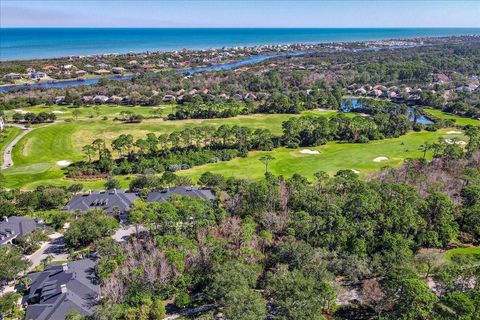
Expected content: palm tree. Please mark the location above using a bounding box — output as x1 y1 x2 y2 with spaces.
259 154 275 174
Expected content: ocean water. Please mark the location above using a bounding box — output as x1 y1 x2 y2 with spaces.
1 28 479 61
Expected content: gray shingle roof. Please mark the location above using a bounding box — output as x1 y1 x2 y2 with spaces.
146 186 215 203
64 190 139 215
0 216 39 246
24 259 99 320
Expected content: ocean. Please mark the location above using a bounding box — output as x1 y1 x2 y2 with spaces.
1 28 480 61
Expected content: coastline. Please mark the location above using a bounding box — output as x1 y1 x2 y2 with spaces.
1 27 479 61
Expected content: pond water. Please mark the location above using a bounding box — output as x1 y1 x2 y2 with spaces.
0 52 303 93
340 98 434 125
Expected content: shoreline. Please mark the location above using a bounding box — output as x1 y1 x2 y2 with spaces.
1 29 479 62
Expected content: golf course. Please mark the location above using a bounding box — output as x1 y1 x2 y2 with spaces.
0 105 475 190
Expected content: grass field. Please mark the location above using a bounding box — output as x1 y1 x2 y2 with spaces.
444 246 480 261
2 109 342 189
179 128 463 181
424 108 480 127
0 126 22 165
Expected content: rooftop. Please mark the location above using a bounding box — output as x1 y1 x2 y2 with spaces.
24 258 99 320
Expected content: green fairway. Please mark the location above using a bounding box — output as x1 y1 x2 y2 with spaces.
2 110 341 189
0 126 22 165
444 246 480 261
3 104 171 120
424 108 480 127
178 128 464 181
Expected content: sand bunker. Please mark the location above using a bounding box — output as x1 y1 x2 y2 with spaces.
299 149 320 155
14 109 28 114
446 131 462 134
53 111 65 114
351 169 360 174
445 139 467 145
373 156 389 162
56 160 71 166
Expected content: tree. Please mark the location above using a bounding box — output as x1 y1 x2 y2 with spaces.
72 109 82 120
385 267 438 320
0 292 24 319
266 265 335 320
65 309 85 320
259 154 275 174
82 145 96 163
150 298 166 319
105 177 121 190
418 141 432 159
0 246 29 282
92 139 105 160
64 209 119 247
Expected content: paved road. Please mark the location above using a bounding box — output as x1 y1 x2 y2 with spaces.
1 124 31 170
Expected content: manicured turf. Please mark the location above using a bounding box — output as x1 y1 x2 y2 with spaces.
444 246 480 261
0 126 22 166
2 110 340 189
424 108 480 127
3 104 171 120
178 128 464 181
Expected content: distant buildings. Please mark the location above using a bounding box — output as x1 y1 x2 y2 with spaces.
23 259 99 320
0 216 42 246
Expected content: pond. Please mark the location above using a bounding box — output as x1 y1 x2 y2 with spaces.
340 98 434 125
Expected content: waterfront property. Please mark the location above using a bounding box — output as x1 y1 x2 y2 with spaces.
23 259 99 320
0 216 42 246
146 186 216 203
64 189 139 221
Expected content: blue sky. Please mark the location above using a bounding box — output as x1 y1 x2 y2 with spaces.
1 0 479 28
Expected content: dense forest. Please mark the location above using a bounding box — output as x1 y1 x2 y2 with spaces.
1 132 479 319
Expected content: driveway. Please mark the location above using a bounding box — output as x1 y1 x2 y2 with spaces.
26 232 69 271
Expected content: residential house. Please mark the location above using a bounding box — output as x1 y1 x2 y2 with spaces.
94 69 110 75
4 73 21 80
92 95 109 104
64 189 139 221
146 186 215 203
28 70 47 80
0 216 42 246
111 67 126 74
23 259 99 320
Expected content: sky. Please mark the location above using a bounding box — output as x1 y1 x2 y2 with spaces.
1 0 479 28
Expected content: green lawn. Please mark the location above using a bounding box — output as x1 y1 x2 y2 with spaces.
179 128 464 181
444 246 480 261
2 110 340 189
424 108 480 127
0 126 22 166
